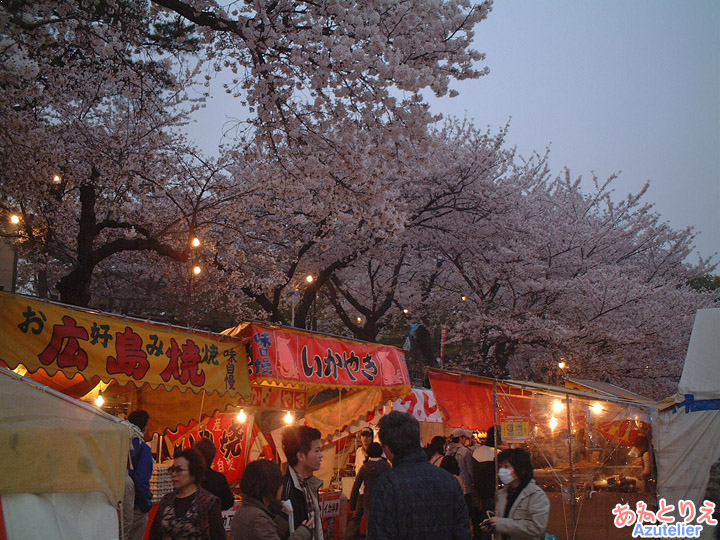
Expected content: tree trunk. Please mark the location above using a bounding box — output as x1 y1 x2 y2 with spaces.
57 264 94 307
57 179 98 307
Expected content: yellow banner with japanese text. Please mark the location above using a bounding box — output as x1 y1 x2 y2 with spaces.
0 292 251 398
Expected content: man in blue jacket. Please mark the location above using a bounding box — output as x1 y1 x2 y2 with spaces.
128 410 154 540
368 411 471 540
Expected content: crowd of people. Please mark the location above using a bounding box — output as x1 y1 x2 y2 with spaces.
123 409 552 540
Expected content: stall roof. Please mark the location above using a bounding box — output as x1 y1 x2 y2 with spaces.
223 321 412 437
427 368 657 430
564 378 652 402
0 292 411 437
0 291 252 434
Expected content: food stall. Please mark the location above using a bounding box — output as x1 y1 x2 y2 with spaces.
220 321 412 540
0 291 254 434
427 368 658 540
0 293 413 540
301 386 446 500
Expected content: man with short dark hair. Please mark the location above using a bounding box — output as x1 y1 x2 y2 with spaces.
127 410 153 540
368 411 471 540
282 425 324 540
193 437 235 510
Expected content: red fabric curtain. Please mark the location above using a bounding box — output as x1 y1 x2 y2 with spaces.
427 369 532 430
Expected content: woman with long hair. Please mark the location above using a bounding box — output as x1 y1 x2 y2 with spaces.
481 448 550 540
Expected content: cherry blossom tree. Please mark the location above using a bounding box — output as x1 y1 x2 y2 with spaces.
0 0 211 305
426 159 717 398
1 0 491 308
282 119 717 398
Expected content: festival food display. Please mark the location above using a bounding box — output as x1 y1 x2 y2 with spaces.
427 369 658 540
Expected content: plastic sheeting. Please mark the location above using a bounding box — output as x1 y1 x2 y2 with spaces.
0 367 131 507
427 369 659 540
1 492 119 540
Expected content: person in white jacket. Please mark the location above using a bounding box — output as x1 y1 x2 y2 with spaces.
481 448 550 540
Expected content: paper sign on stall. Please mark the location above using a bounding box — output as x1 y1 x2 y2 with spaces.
501 416 530 442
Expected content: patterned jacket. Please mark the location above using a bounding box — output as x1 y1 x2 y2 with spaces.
368 448 471 540
150 488 224 540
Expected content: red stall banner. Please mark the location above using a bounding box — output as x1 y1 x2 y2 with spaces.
167 412 272 486
224 323 410 391
427 369 532 429
237 385 308 411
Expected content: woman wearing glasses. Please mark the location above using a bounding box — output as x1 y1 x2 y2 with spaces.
149 448 226 540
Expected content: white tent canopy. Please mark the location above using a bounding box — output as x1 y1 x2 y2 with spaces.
654 308 720 540
0 367 133 540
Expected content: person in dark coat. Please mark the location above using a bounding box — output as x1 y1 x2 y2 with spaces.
194 437 235 510
471 427 499 540
148 448 225 540
368 411 471 540
348 442 390 538
281 425 324 540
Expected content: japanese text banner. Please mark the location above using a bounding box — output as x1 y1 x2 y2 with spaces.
167 412 273 486
0 292 251 397
229 323 410 390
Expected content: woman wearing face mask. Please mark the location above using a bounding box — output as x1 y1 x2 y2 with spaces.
480 448 550 540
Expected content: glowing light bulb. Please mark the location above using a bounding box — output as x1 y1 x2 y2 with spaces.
552 400 565 413
403 308 409 314
52 174 62 184
192 265 201 275
10 215 20 225
558 361 566 369
306 275 314 283
191 237 200 247
461 295 467 301
94 393 104 407
284 411 294 425
236 409 247 423
549 417 558 431
590 403 603 415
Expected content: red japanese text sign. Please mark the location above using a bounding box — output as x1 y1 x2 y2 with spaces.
236 323 410 389
0 292 251 397
167 412 272 486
